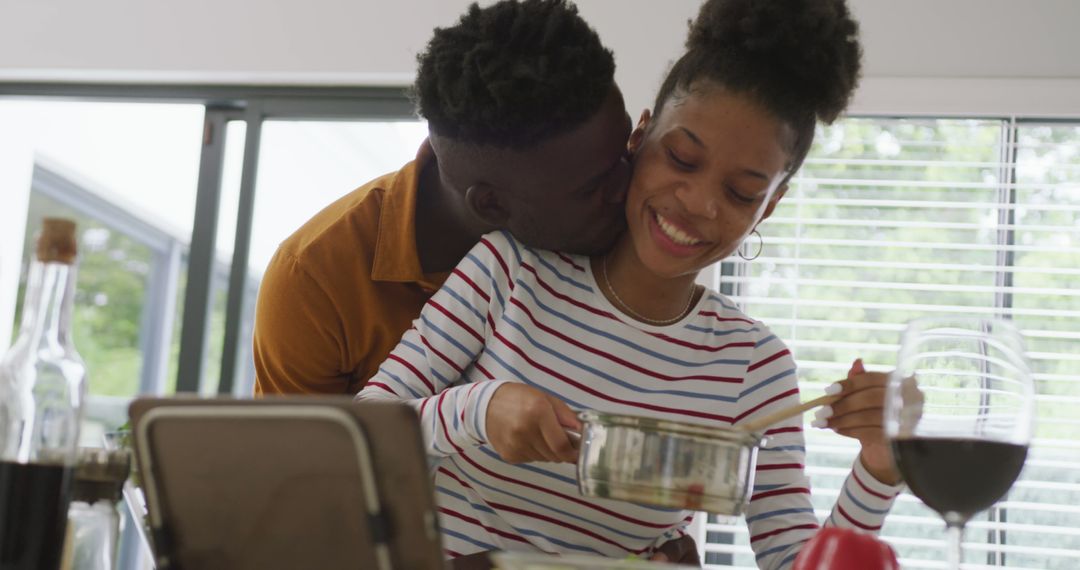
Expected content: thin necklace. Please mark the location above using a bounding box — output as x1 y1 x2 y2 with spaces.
600 253 697 326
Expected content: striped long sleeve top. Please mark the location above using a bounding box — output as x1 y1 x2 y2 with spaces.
356 231 902 569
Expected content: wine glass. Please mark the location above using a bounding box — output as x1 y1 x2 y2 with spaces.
884 316 1035 569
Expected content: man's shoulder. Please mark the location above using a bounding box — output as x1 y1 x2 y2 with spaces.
279 172 399 261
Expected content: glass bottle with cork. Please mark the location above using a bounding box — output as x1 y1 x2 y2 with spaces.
0 217 87 570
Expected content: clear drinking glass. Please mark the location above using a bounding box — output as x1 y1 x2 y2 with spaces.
885 316 1035 568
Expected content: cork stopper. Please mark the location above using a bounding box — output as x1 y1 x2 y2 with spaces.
35 218 78 264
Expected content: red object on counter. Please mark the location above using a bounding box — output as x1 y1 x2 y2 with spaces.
792 527 900 570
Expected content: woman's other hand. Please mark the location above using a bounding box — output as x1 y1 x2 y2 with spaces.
814 359 902 485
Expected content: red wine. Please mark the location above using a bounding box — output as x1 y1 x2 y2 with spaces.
893 438 1026 521
0 461 73 570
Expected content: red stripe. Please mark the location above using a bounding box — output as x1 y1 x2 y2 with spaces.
756 463 804 471
419 397 430 418
751 487 810 502
765 426 803 436
388 354 435 393
748 348 791 372
837 504 881 531
645 333 755 354
750 523 818 543
438 459 672 529
852 468 894 501
521 262 614 321
487 501 646 555
445 549 463 558
556 252 585 272
697 311 755 325
365 382 398 396
480 237 513 290
430 299 484 343
452 268 491 303
438 507 530 545
510 298 742 383
492 330 734 424
735 388 800 422
461 382 481 427
421 334 464 374
436 391 465 453
475 362 495 380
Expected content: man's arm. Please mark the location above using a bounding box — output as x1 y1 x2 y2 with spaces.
254 249 351 395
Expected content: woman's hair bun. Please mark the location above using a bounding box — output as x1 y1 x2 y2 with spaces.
686 0 861 124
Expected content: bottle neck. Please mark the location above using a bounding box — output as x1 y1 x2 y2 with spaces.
16 259 77 352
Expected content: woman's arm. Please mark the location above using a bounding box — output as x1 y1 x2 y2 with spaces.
737 329 902 570
356 233 515 457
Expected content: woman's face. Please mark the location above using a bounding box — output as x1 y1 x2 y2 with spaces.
624 85 794 279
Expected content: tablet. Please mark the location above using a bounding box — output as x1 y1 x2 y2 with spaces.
129 396 445 570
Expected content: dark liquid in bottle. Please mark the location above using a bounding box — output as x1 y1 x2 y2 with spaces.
893 438 1027 522
0 461 73 570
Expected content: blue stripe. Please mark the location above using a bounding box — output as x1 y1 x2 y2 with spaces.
844 486 891 515
482 349 589 410
753 483 785 492
683 324 761 337
477 446 577 486
465 253 506 310
473 381 497 438
739 368 797 398
436 486 600 554
441 528 497 551
444 286 486 322
756 333 778 348
401 338 426 357
780 550 800 568
446 458 657 542
761 445 806 453
516 280 749 368
376 367 423 399
755 541 799 561
501 314 740 402
525 246 592 293
745 507 815 524
705 293 739 312
422 315 479 360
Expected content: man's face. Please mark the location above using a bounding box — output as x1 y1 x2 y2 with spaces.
476 87 633 255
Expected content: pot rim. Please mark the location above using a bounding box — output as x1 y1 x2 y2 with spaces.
577 410 764 446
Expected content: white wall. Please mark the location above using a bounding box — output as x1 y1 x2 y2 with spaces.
3 0 1080 115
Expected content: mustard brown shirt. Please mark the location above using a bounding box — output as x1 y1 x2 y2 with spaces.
253 142 449 395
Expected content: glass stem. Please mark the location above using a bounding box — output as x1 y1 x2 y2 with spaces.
947 523 965 569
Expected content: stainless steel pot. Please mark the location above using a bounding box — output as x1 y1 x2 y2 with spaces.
575 411 764 515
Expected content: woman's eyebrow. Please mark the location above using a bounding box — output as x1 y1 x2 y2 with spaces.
677 126 769 180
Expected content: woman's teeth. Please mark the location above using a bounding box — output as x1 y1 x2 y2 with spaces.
656 213 703 246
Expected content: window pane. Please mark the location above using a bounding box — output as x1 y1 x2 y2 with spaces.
0 101 203 411
697 118 1080 568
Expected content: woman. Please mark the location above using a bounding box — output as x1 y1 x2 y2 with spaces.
358 0 901 567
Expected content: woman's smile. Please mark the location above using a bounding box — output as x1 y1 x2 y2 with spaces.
649 207 709 255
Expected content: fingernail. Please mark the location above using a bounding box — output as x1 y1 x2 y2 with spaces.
811 418 828 429
814 405 833 421
825 382 843 396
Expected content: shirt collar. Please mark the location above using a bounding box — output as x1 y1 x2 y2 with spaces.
371 140 440 287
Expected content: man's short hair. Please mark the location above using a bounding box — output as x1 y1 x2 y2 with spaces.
413 0 615 150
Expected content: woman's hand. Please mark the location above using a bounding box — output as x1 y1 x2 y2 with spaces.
485 383 581 464
814 359 902 485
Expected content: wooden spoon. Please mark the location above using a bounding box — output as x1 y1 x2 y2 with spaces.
738 393 840 434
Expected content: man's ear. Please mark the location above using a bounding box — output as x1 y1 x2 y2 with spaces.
464 184 509 228
627 109 652 155
760 183 789 222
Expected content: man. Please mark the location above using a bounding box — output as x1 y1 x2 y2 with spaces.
253 0 697 565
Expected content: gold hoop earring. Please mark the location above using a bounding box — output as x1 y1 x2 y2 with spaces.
738 229 763 261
